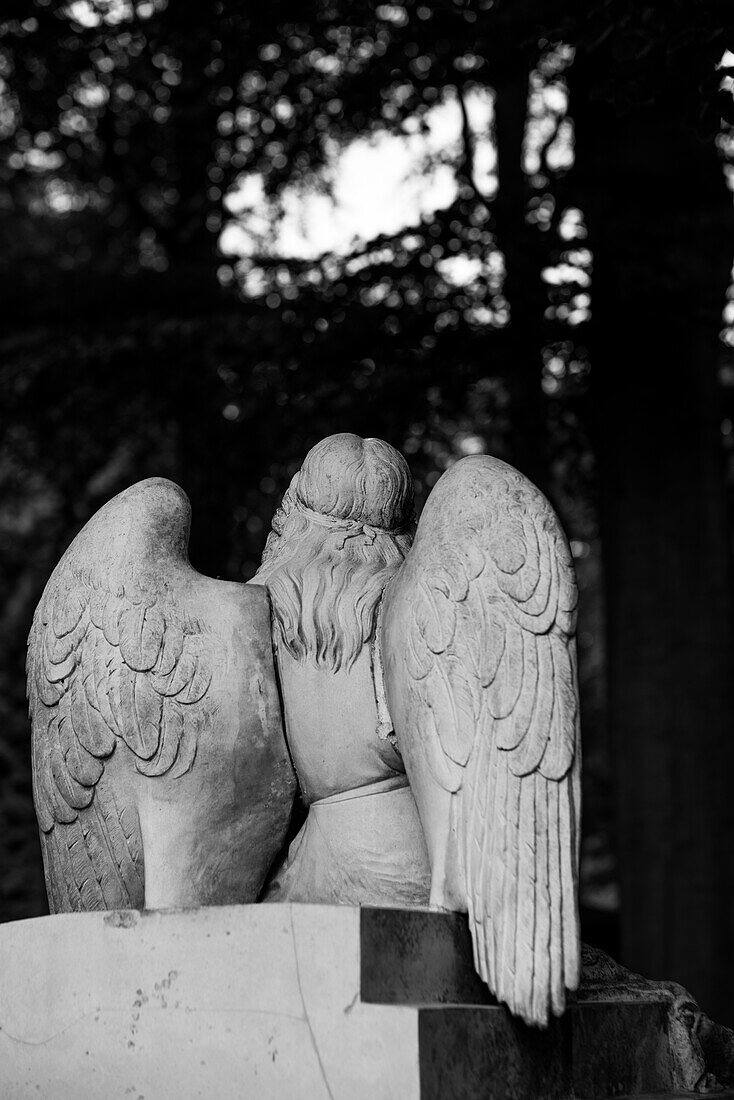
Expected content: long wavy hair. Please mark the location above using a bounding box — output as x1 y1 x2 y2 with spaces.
255 434 415 671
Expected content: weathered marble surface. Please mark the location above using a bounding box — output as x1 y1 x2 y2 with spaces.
264 782 431 907
2 904 728 1099
27 478 295 912
0 905 418 1100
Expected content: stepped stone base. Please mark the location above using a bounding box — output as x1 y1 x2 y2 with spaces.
0 904 715 1098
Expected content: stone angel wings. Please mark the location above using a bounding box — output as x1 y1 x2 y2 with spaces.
27 478 296 913
381 454 581 1027
27 437 580 1030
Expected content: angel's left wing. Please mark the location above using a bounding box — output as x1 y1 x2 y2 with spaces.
381 455 580 1027
27 478 296 913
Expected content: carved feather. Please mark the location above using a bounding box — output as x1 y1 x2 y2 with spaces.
73 673 115 757
382 454 581 1027
57 696 104 788
156 618 184 676
52 589 86 638
118 603 165 672
136 702 184 777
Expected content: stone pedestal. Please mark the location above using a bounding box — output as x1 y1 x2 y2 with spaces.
0 904 718 1098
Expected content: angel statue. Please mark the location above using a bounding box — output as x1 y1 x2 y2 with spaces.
253 433 580 1027
28 433 580 1029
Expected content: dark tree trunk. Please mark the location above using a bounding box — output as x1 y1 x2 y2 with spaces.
572 64 734 1022
492 61 550 496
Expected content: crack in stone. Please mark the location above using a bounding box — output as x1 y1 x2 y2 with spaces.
0 1004 307 1047
289 910 336 1100
0 1012 97 1047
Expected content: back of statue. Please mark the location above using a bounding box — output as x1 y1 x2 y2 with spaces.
254 434 432 907
255 432 581 1029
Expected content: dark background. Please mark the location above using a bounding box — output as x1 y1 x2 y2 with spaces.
2 0 733 1024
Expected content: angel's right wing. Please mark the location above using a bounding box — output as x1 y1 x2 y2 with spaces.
381 455 580 1027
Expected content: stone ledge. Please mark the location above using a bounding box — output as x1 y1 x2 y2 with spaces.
0 904 707 1099
418 1001 673 1099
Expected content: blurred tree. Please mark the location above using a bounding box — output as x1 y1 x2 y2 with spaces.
542 2 734 1022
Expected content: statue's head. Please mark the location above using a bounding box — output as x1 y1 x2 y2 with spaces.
256 433 415 671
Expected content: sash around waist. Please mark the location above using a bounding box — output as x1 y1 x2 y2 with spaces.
310 773 410 807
